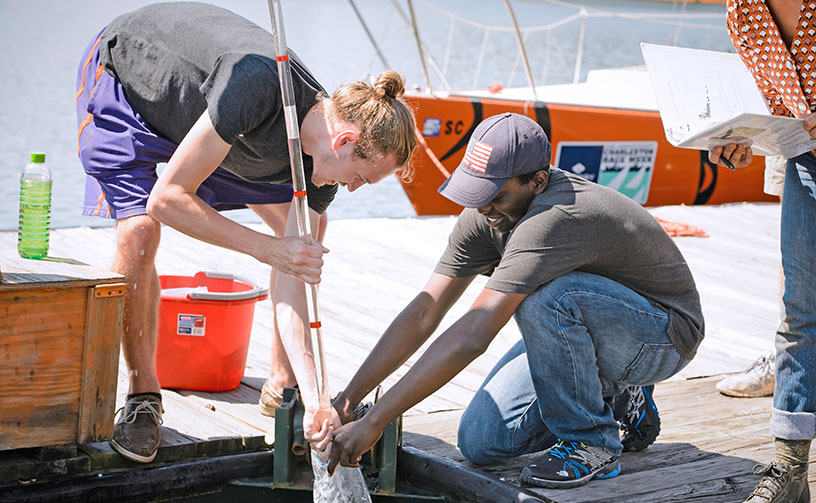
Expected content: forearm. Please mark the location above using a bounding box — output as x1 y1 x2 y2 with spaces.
147 187 267 260
364 315 491 430
361 288 525 430
336 293 440 412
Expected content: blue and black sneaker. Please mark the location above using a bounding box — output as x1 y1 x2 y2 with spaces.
620 384 661 452
520 440 620 489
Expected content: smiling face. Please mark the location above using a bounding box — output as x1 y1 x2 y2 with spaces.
477 171 548 233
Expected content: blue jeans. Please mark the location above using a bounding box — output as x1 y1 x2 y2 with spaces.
771 154 816 440
458 272 690 463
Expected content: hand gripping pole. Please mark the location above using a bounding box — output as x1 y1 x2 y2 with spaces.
267 0 330 410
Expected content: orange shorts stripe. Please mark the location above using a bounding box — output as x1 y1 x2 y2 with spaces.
75 35 103 103
77 65 105 155
93 191 106 217
77 113 93 156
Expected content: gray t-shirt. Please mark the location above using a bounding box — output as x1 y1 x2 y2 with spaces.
98 2 336 214
435 168 704 359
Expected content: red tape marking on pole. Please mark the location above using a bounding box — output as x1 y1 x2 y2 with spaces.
309 321 322 329
276 55 289 62
294 190 307 197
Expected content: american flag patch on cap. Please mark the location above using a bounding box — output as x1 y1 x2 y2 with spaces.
462 141 493 173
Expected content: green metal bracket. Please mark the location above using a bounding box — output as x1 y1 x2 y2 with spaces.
272 387 403 496
272 387 303 487
375 414 401 494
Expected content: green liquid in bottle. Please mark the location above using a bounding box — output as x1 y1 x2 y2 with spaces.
18 178 53 259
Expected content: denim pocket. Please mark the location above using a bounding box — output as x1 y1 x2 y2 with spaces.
619 343 687 384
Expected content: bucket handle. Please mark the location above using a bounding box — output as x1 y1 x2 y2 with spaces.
187 272 269 301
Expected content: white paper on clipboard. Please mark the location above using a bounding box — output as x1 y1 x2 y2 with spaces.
640 43 816 158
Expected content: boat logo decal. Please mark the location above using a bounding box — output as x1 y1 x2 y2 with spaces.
422 118 442 137
463 141 493 173
554 141 658 204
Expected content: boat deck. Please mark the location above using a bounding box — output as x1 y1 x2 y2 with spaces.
1 202 814 502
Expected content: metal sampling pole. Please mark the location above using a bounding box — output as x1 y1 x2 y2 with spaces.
267 0 330 410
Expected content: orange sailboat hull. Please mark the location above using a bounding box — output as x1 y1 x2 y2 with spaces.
401 93 775 216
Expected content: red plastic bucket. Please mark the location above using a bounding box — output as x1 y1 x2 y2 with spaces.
156 271 268 391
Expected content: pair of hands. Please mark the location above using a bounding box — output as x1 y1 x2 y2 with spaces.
708 112 816 169
303 399 384 475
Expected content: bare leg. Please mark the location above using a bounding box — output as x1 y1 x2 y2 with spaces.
249 203 327 392
113 214 162 395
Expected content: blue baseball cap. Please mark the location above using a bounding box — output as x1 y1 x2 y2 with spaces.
438 113 551 208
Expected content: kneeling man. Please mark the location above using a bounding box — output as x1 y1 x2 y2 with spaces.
330 113 704 489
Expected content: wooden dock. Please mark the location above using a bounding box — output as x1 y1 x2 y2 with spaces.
1 202 814 501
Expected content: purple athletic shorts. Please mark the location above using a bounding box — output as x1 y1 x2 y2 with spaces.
76 30 293 219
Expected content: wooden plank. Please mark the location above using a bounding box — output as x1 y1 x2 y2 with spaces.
0 254 122 289
77 283 124 443
0 287 85 449
402 376 816 503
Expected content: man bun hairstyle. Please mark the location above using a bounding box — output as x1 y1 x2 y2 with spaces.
332 70 417 181
373 71 405 100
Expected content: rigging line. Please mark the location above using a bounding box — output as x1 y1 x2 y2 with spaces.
415 0 722 30
416 0 582 31
407 0 432 91
507 29 531 88
442 16 455 76
540 0 708 17
472 29 492 91
367 8 396 77
347 0 391 69
505 0 537 101
572 9 587 84
390 0 452 89
671 0 690 46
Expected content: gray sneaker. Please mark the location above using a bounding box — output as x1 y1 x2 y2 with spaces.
717 354 775 398
520 440 620 489
745 462 809 503
110 394 163 463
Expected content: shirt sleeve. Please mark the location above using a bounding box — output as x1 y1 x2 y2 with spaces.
304 170 337 215
434 209 502 278
726 6 792 117
200 53 280 144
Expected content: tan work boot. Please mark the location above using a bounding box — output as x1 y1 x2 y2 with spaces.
110 394 163 463
745 461 809 503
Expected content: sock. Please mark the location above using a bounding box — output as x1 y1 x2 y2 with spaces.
774 438 811 466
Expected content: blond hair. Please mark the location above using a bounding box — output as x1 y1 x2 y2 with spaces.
331 71 417 181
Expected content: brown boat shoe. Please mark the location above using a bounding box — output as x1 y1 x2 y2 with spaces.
110 393 163 463
259 381 284 417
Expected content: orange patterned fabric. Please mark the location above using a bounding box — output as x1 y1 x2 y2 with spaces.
726 0 816 118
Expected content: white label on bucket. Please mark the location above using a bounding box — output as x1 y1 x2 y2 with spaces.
177 314 206 336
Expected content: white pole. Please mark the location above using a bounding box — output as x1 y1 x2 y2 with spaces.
267 0 330 410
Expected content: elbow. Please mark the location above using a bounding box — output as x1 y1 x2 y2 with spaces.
454 334 491 361
146 189 172 223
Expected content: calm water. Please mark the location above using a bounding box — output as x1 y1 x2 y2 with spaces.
0 0 733 231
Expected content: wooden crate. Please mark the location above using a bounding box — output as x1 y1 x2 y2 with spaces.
0 253 124 450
